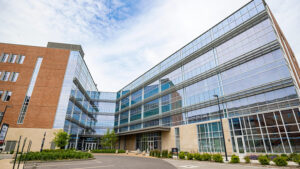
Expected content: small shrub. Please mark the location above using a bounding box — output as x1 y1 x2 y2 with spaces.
187 153 193 160
212 154 223 163
202 153 211 161
244 156 250 163
150 150 154 157
179 152 185 159
168 152 173 158
230 155 240 163
279 154 288 161
118 150 125 153
289 153 299 162
258 155 270 165
162 150 168 158
194 153 202 161
10 150 14 154
273 157 287 166
154 150 161 158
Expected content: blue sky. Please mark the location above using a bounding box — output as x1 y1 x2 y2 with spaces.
0 0 299 92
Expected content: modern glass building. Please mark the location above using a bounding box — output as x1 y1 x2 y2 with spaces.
114 0 300 155
53 46 117 150
1 0 300 155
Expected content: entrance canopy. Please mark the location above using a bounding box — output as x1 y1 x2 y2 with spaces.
117 126 170 136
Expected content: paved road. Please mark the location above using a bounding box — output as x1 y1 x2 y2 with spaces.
25 155 176 169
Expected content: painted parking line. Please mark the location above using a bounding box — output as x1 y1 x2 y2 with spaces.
179 165 198 168
72 165 114 169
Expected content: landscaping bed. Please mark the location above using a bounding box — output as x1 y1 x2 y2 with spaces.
18 149 93 161
91 149 125 153
150 149 300 167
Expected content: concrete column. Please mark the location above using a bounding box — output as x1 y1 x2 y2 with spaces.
222 118 233 155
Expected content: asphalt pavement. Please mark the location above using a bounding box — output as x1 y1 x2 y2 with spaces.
24 154 176 169
22 154 294 169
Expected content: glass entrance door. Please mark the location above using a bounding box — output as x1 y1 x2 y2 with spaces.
235 136 245 155
148 141 154 151
136 132 161 152
85 143 96 151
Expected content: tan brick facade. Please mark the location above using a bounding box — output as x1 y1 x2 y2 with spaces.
5 128 60 151
121 119 234 155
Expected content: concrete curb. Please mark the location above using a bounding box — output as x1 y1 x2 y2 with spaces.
18 158 95 164
163 158 299 168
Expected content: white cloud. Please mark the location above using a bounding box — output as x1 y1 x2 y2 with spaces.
0 0 299 92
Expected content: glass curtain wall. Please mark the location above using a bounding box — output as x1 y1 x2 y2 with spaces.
58 51 99 150
114 0 300 142
116 0 265 95
197 122 225 153
229 108 300 153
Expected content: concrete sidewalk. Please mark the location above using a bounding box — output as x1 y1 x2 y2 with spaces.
164 158 298 169
0 159 24 169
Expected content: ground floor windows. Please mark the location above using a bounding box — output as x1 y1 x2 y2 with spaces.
4 140 17 152
229 108 300 154
136 132 161 151
197 122 225 153
68 136 99 150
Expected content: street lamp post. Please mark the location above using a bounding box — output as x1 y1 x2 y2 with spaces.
40 132 46 152
0 105 12 125
213 94 228 161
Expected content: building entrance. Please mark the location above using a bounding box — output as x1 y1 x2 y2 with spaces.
85 143 96 150
235 136 246 155
136 132 161 152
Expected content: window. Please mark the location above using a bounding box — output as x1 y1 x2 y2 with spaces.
197 122 224 153
17 55 25 64
2 91 12 101
0 91 3 99
175 127 180 151
8 54 17 63
18 57 43 124
0 111 3 124
1 72 10 81
4 141 17 152
0 53 9 62
9 72 19 82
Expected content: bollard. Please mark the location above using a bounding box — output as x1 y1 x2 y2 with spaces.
23 140 32 169
13 136 22 169
17 137 27 169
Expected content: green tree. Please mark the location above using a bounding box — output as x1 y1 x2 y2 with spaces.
53 130 70 149
101 129 118 149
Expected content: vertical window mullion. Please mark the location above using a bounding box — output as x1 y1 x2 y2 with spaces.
279 110 293 153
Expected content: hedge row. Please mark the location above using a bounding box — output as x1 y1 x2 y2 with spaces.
91 149 125 153
150 150 300 167
149 150 172 158
18 150 93 161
